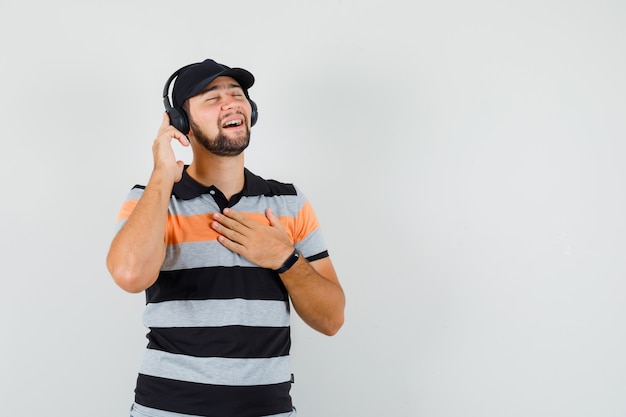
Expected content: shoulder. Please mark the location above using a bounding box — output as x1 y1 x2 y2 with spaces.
244 169 298 197
125 184 146 199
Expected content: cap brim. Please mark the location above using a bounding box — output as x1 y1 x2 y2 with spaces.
187 68 255 98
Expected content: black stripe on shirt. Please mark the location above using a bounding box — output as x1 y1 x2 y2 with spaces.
306 250 329 262
147 326 291 358
147 266 288 304
135 374 293 417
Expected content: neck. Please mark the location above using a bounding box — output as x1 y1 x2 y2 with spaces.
186 151 245 201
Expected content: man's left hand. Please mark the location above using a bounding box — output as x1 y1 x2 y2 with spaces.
211 208 294 270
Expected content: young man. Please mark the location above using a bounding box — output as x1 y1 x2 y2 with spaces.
106 59 345 417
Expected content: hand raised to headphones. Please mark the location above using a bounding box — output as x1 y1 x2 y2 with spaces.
152 112 190 184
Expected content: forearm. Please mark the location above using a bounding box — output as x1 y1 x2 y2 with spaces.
279 256 345 336
107 170 173 293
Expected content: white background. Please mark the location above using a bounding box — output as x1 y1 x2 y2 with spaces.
1 1 626 416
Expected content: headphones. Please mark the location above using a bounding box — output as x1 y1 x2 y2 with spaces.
162 65 258 134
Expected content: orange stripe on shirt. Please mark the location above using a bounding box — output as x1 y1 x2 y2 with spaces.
166 212 219 245
165 212 273 245
117 202 319 246
117 199 138 222
164 208 319 246
293 200 320 243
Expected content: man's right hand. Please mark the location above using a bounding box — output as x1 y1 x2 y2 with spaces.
152 112 190 184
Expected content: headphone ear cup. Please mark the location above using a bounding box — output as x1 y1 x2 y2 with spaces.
167 107 189 134
249 99 258 127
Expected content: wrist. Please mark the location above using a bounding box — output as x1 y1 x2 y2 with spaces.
150 167 178 187
274 249 300 274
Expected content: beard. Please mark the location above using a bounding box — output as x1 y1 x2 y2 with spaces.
189 115 251 157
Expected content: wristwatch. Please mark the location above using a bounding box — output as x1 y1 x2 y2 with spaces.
274 249 300 274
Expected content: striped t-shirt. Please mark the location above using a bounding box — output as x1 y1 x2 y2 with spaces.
115 168 328 417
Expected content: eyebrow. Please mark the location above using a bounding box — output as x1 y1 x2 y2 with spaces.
200 83 243 95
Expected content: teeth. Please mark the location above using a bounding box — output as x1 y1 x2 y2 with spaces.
224 119 242 127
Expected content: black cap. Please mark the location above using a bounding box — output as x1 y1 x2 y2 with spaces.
172 59 255 108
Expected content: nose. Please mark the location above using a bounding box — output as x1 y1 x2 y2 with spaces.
221 94 238 111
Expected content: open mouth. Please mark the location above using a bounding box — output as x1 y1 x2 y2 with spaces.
222 119 244 129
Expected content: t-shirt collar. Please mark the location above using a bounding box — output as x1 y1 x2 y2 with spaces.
172 166 272 200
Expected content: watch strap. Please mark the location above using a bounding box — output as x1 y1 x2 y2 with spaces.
274 249 300 273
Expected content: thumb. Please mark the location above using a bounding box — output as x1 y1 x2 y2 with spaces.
161 111 172 128
265 208 283 229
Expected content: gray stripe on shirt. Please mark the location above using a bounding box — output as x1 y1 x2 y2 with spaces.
143 299 290 328
139 349 291 386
